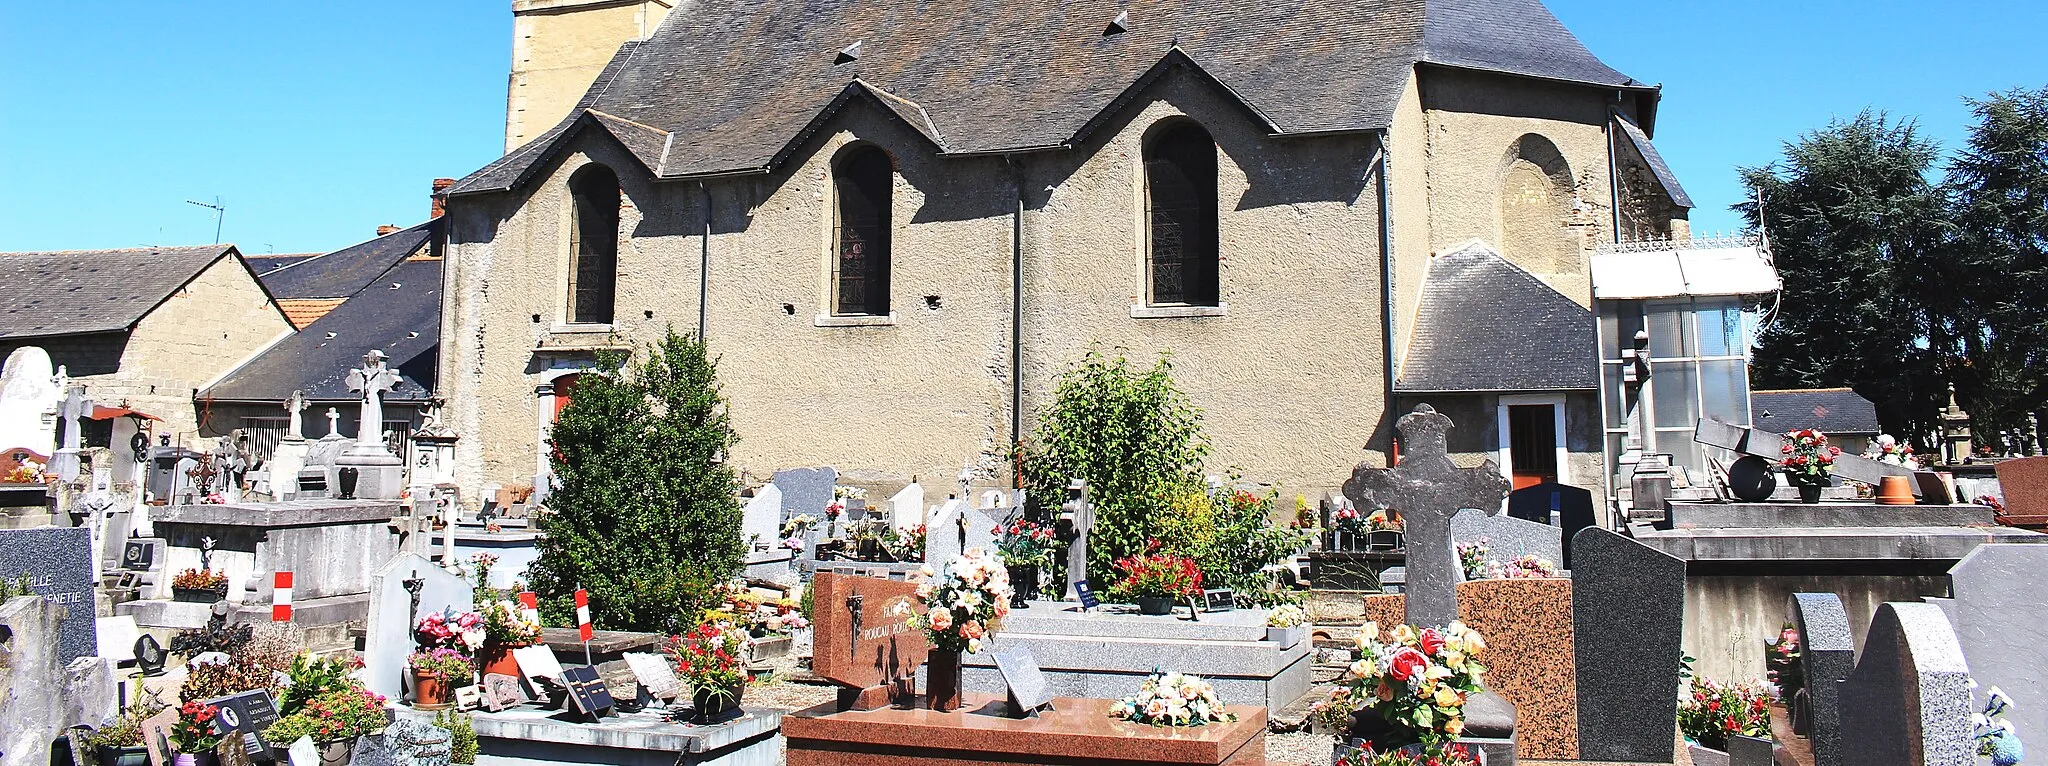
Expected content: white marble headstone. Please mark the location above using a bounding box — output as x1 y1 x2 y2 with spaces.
362 552 473 701
926 504 999 567
96 615 141 663
511 645 564 682
742 485 783 548
0 346 59 452
889 482 925 529
622 651 682 699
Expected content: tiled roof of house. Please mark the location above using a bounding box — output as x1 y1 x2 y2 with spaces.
450 0 1643 195
1396 241 1598 393
1752 388 1882 436
200 256 440 403
246 253 321 274
0 245 255 338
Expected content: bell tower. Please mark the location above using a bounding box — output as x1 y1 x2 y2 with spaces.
505 0 673 152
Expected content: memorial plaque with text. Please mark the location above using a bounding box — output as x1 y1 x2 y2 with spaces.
992 647 1054 717
809 573 929 691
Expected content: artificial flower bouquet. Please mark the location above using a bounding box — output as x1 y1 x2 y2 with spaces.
408 647 474 679
1365 507 1404 532
170 701 223 755
1333 506 1369 535
1454 540 1491 581
1677 676 1773 751
781 514 818 537
1334 742 1480 766
1778 429 1840 486
1108 670 1235 727
479 599 544 646
1107 548 1203 601
1765 624 1802 698
172 568 229 591
882 524 927 562
1491 554 1557 580
1266 603 1311 628
1975 685 2023 766
992 520 1057 568
1328 621 1490 748
669 620 753 697
1873 435 1915 467
414 607 485 653
899 547 1011 653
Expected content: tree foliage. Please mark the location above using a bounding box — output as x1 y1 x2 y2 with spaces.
527 328 743 633
1742 91 2048 445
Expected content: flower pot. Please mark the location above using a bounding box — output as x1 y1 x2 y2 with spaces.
1334 742 1486 766
926 651 964 712
98 745 150 766
1797 484 1823 504
172 754 218 766
1368 530 1403 550
171 584 228 603
1135 596 1176 616
1685 742 1731 766
477 643 525 679
1006 565 1037 609
316 739 356 766
691 683 745 724
1875 475 1916 505
411 670 454 710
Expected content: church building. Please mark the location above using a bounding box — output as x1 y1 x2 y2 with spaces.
438 0 1767 507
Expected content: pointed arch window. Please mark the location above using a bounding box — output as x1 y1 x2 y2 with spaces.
832 146 893 316
1144 122 1220 306
566 164 619 325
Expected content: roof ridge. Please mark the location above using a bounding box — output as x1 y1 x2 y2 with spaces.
0 244 230 257
262 220 430 279
586 108 671 137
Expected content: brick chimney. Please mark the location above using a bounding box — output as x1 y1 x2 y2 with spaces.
377 225 401 236
431 178 456 219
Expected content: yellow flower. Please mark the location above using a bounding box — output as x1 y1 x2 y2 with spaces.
1445 717 1465 737
1433 686 1460 708
1349 659 1376 679
1425 664 1453 682
1463 630 1487 654
1391 624 1417 645
1444 650 1466 671
1359 622 1379 644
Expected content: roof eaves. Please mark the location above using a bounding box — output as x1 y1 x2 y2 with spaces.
1069 47 1285 148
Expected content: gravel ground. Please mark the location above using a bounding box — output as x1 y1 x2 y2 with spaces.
1269 730 1332 766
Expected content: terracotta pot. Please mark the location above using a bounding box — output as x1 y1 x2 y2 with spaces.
691 683 745 724
1135 596 1175 616
1876 475 1917 506
411 670 454 710
1798 484 1823 504
926 651 963 712
477 644 525 679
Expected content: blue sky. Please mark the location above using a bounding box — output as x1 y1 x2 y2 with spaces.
3 2 2045 254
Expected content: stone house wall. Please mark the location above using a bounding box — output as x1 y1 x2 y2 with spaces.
88 257 291 442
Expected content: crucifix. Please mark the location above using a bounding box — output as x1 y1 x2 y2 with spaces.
346 350 400 451
1343 404 1510 628
284 390 309 441
1058 479 1092 600
403 570 425 623
844 593 864 662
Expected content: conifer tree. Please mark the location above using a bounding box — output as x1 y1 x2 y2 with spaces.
525 329 743 633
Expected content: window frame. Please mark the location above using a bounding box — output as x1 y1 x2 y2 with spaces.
1597 298 1754 481
564 164 620 326
1141 121 1221 308
829 145 894 318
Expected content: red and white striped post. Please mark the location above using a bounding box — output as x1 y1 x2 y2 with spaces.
271 571 294 622
574 588 593 666
518 591 539 611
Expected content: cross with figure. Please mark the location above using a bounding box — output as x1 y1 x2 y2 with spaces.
1343 404 1510 628
345 350 399 450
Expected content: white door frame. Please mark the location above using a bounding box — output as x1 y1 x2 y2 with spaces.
1497 394 1571 487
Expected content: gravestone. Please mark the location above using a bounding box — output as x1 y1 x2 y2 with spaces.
1058 480 1093 599
888 482 925 529
1945 544 2048 751
1993 456 2048 516
1788 592 1854 766
1839 602 1975 766
353 718 452 766
511 645 565 683
96 615 141 663
361 552 473 701
925 504 997 567
1449 508 1562 573
1508 483 1595 567
1343 405 1510 627
772 467 837 524
741 485 783 549
1726 735 1774 766
623 651 682 700
991 646 1054 718
0 346 59 453
481 673 524 712
1572 527 1685 763
809 573 929 709
335 351 405 500
0 527 98 663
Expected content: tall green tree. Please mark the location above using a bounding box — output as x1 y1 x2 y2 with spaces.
526 328 743 633
1946 87 2048 436
1739 111 1953 441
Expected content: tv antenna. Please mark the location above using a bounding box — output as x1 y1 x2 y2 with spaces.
185 196 226 244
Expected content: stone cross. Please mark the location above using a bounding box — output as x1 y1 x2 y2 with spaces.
325 408 341 439
284 390 308 441
1058 479 1093 600
346 350 400 450
1344 404 1510 628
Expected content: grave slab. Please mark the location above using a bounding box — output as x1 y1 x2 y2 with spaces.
403 704 782 766
924 505 997 568
740 486 782 551
1839 602 1975 766
784 695 1265 766
1992 456 2048 516
1573 527 1685 763
1666 501 1994 529
1456 578 1576 761
1787 592 1853 766
1945 543 2048 754
0 526 97 663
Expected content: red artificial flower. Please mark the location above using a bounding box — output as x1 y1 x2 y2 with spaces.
1387 647 1430 682
1418 628 1447 655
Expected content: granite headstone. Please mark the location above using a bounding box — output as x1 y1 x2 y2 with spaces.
1344 405 1511 627
1838 602 1976 766
992 646 1055 717
1572 527 1685 762
0 526 98 663
1992 456 2048 516
809 573 929 707
772 467 837 524
361 552 473 701
1945 544 2048 752
1787 592 1854 766
1450 508 1563 572
352 718 452 766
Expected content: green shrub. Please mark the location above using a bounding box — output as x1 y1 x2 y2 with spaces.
433 710 477 764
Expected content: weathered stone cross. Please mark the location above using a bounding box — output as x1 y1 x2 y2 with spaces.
1343 404 1510 628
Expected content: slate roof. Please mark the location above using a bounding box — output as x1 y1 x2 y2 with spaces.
1396 241 1598 393
246 253 321 274
0 245 262 339
257 221 435 300
200 256 440 403
1752 389 1881 436
450 0 1645 196
1616 113 1692 209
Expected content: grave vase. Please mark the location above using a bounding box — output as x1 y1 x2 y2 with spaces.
691 683 745 724
411 670 454 710
1797 484 1823 504
1005 564 1037 609
1135 596 1175 615
926 650 964 712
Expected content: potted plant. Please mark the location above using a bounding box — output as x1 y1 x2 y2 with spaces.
1677 676 1774 765
1314 620 1490 755
1107 670 1236 727
475 598 543 679
170 701 224 766
1332 742 1481 766
1332 506 1368 550
408 648 473 710
1778 429 1840 504
669 620 753 724
86 697 166 766
170 569 229 603
902 547 1011 711
1265 603 1311 647
993 519 1056 609
264 684 391 763
1364 507 1404 550
1108 547 1202 615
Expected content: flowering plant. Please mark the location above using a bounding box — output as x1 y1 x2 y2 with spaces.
1365 507 1404 532
479 599 543 645
1779 429 1840 487
881 524 926 562
1765 624 1802 698
1489 554 1558 580
1974 685 2024 766
172 568 228 590
1322 621 1490 748
992 520 1057 569
1266 603 1311 628
1454 540 1490 581
781 514 817 537
414 607 485 652
669 621 752 697
171 701 223 753
1333 506 1369 534
1333 742 1479 766
407 647 473 679
900 547 1010 653
1874 435 1916 467
1107 670 1235 727
1677 676 1772 750
825 485 865 518
264 686 389 745
468 552 500 591
200 492 227 505
1108 546 1202 601
1980 495 2009 517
